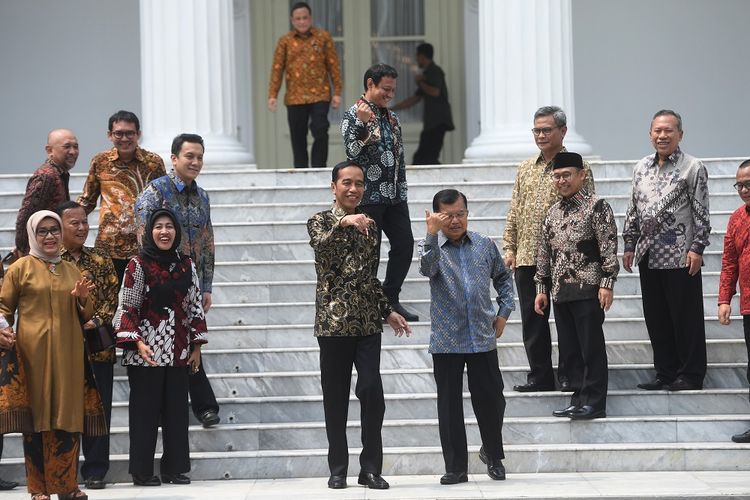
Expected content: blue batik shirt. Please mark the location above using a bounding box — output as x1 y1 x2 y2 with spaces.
135 171 215 293
419 230 514 354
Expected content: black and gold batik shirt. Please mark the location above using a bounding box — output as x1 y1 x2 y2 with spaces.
307 205 392 337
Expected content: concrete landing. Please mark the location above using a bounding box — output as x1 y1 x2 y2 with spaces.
2 472 749 499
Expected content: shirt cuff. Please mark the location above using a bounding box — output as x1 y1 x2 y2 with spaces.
535 283 547 295
623 240 636 253
689 242 706 255
599 277 616 290
497 306 512 320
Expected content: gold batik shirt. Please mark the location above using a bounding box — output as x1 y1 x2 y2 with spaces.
61 246 120 363
503 150 595 266
307 205 392 337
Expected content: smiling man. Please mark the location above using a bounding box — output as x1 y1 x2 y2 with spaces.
341 63 418 322
534 152 619 420
14 128 79 256
136 133 220 429
623 110 711 392
419 189 513 484
78 110 166 283
503 106 595 393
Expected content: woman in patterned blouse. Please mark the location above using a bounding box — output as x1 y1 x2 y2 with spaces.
114 208 208 487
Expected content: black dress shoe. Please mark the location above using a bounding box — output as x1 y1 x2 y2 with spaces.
513 382 555 392
731 429 750 443
327 475 347 489
133 474 161 486
199 410 220 428
162 473 191 484
569 405 606 420
478 446 506 480
440 472 468 485
666 379 702 391
84 476 106 489
392 303 419 322
358 471 389 489
552 405 579 417
637 377 670 390
0 478 18 490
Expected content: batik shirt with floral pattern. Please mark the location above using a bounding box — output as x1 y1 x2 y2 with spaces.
61 246 120 363
114 255 207 367
535 190 619 303
78 147 166 260
308 205 392 337
342 98 407 206
15 160 70 254
622 149 711 269
135 172 215 293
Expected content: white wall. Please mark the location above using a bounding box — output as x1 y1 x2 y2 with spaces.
571 0 750 161
0 0 141 174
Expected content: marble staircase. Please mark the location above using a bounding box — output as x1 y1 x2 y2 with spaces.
1 158 749 482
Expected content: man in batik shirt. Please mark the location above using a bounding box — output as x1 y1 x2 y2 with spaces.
57 201 119 489
534 152 619 420
78 110 165 283
623 110 710 392
503 106 594 393
308 161 410 491
135 133 218 428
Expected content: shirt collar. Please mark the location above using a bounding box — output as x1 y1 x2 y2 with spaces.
61 245 92 259
105 146 146 164
46 158 70 174
538 146 568 170
648 148 682 168
293 27 316 39
169 170 198 193
438 230 472 248
560 188 589 209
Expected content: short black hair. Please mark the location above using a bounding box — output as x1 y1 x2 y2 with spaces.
432 189 468 212
363 63 398 91
739 159 750 170
55 200 84 218
108 110 140 132
171 133 205 156
331 160 364 182
291 2 311 15
416 43 434 60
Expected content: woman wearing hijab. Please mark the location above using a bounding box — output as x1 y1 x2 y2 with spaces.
114 208 208 487
0 210 100 500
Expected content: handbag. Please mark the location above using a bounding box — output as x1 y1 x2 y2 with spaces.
84 323 116 353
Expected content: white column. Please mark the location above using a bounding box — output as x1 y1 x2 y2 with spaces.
463 0 591 162
139 0 255 166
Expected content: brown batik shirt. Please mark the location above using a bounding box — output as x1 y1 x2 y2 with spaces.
78 147 166 260
15 160 70 254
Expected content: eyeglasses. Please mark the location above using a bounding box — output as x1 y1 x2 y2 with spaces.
36 227 61 237
443 210 468 220
734 181 750 192
551 172 575 182
111 130 137 139
532 127 559 136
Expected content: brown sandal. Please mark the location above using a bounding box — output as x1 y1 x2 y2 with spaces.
57 489 88 500
31 494 50 500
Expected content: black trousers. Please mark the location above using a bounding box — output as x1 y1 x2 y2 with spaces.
432 350 506 473
287 101 330 168
81 362 113 479
127 366 190 476
412 125 449 165
515 266 561 386
359 202 414 305
743 316 750 402
638 253 707 386
318 333 385 477
115 257 220 419
553 298 608 410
